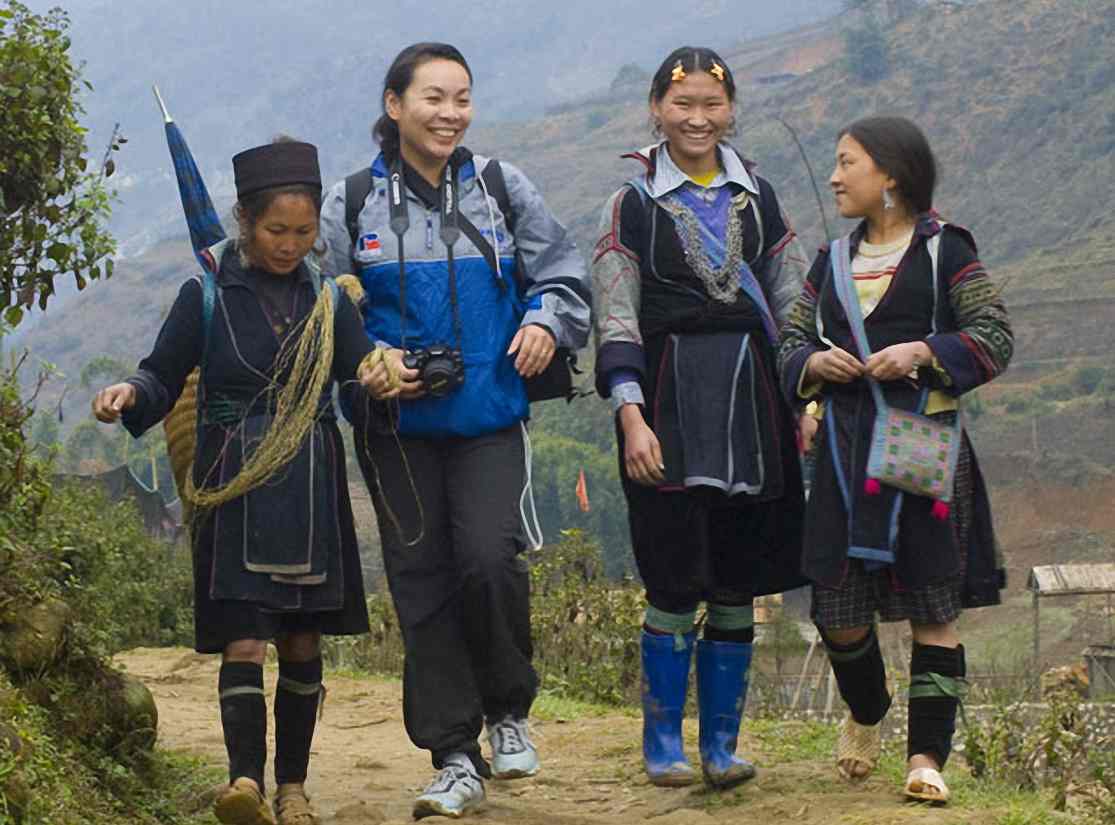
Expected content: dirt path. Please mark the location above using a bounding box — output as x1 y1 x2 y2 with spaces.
116 647 1010 825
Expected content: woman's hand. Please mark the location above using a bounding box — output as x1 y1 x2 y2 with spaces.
798 411 819 454
619 404 665 486
362 348 424 401
864 341 933 381
805 347 864 384
508 324 556 378
91 383 137 423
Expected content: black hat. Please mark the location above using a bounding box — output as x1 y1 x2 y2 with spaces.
232 140 322 201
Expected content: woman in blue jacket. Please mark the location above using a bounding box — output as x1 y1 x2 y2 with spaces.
318 42 591 820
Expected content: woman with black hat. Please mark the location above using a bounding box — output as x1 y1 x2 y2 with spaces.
93 138 375 825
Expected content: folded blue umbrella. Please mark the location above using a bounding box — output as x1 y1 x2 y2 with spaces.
153 85 226 269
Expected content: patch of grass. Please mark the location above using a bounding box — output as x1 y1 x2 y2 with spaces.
749 718 838 762
870 733 1075 825
532 689 634 722
993 803 1073 825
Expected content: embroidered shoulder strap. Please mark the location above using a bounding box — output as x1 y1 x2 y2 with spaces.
830 231 945 415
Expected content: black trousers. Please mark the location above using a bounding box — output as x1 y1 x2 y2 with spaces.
354 418 538 768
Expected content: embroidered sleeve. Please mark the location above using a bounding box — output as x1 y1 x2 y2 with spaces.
777 248 829 406
592 186 646 397
925 233 1013 395
754 179 811 329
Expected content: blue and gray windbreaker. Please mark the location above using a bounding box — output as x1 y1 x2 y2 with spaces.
319 152 590 438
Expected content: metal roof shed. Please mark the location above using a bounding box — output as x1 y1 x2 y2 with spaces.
1027 563 1115 697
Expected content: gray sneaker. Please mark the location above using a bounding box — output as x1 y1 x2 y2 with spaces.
487 716 540 779
412 754 485 820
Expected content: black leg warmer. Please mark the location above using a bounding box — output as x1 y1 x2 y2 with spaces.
274 657 323 786
907 643 966 769
218 661 267 791
820 626 892 726
703 625 755 644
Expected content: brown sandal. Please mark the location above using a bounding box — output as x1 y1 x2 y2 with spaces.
214 778 278 825
274 784 320 825
835 714 881 782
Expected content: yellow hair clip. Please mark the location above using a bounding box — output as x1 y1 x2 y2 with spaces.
671 60 687 82
709 62 726 82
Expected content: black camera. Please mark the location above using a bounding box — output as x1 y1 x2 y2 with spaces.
403 346 465 398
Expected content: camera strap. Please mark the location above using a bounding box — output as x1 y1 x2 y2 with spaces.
398 157 465 351
387 156 411 349
439 161 465 352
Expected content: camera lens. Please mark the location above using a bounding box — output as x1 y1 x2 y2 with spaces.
422 355 457 397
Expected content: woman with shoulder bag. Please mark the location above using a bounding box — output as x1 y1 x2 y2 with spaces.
778 116 1013 803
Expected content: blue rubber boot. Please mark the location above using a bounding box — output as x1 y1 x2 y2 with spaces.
641 630 697 787
697 639 757 789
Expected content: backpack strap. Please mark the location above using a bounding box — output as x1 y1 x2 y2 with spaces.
305 254 324 297
200 269 216 364
199 237 234 369
480 159 515 234
344 167 374 248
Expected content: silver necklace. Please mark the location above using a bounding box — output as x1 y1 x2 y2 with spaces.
662 191 750 304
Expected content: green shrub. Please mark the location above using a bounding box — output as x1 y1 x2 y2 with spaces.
528 530 643 706
1073 365 1105 395
1038 381 1075 402
32 483 194 654
964 688 1115 818
0 361 214 821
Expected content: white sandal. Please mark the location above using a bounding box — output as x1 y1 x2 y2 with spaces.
904 766 950 803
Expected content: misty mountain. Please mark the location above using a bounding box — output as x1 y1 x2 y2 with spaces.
31 0 841 243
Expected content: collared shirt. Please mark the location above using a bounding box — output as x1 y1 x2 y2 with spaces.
641 140 760 200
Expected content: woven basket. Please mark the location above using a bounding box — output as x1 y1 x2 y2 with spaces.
163 368 199 524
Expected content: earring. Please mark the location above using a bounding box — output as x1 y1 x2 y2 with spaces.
883 188 894 210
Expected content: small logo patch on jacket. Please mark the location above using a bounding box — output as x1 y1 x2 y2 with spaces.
479 227 506 245
356 232 383 261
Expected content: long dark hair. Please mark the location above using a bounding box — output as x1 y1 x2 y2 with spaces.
648 46 737 105
373 42 473 161
839 116 938 214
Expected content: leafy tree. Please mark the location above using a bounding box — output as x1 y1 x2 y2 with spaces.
0 1 117 327
29 408 61 447
79 353 129 389
530 431 632 576
844 15 891 82
63 418 117 471
843 0 921 22
610 62 650 92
